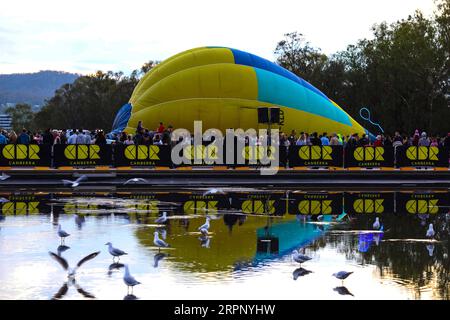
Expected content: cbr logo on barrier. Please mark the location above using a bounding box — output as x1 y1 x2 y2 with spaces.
114 144 171 167
54 144 112 167
242 146 276 161
64 145 100 160
344 192 394 214
396 192 449 214
345 146 394 168
289 146 342 167
182 144 220 165
288 193 343 215
396 146 447 167
0 144 51 166
124 145 160 160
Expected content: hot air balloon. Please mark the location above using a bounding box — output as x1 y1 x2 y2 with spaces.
111 47 372 138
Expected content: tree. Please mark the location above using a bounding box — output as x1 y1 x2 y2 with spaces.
5 103 35 132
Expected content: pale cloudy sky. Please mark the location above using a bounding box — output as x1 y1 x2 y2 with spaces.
0 0 436 75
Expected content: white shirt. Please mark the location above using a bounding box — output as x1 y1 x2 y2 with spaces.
68 134 78 144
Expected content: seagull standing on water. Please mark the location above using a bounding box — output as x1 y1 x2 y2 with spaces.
57 224 70 244
123 264 141 295
105 242 128 262
373 217 380 230
62 175 88 188
198 216 211 235
153 231 169 252
202 188 226 196
49 251 100 278
292 250 312 264
333 271 353 284
155 212 168 224
426 223 435 239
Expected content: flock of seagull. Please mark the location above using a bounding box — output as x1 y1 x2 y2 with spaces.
50 212 213 298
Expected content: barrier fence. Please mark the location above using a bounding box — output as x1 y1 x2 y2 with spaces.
0 143 449 169
1 191 449 215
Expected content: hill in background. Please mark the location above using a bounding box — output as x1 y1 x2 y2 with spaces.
0 70 80 109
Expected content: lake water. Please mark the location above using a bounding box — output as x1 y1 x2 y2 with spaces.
0 190 448 300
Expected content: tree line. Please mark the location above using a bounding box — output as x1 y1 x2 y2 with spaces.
6 0 450 135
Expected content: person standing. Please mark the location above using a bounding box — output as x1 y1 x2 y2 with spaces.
17 129 30 144
42 128 54 144
320 132 330 146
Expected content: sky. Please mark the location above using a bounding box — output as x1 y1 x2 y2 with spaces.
0 0 436 75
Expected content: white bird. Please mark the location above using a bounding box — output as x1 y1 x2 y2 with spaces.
155 212 168 224
333 271 353 283
292 250 312 264
426 223 435 239
123 264 141 295
49 251 100 278
62 175 88 187
105 242 128 261
153 231 169 252
373 217 380 230
202 188 226 196
0 173 11 181
198 216 211 234
57 224 70 244
123 178 148 185
0 197 10 203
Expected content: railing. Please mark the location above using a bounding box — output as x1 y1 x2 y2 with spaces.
0 143 448 169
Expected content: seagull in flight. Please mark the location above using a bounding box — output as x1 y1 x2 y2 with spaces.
57 224 70 244
202 188 226 196
62 175 88 187
0 173 11 181
123 178 148 185
49 251 100 278
123 264 141 295
153 231 169 252
105 242 128 262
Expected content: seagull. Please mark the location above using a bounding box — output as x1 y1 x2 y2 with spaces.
105 242 128 262
202 188 226 196
317 215 324 221
426 223 435 239
293 267 313 280
333 286 354 296
123 264 141 295
292 250 312 264
153 231 169 252
198 216 211 235
49 251 100 278
333 271 353 284
57 224 70 244
123 178 148 185
0 197 10 203
155 212 168 224
62 175 88 187
0 173 11 181
373 217 380 230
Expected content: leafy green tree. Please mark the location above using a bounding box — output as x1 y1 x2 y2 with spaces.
5 103 35 132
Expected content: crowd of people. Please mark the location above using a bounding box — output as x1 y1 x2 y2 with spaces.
0 122 449 151
279 129 450 149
